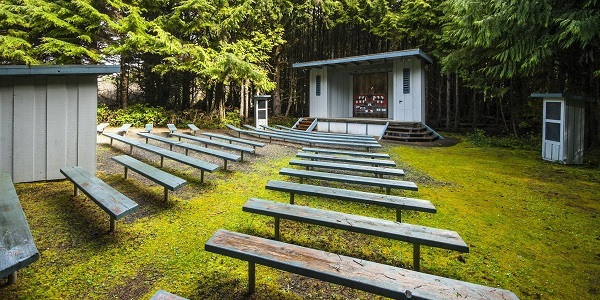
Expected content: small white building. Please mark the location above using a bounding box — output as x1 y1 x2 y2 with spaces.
0 65 120 183
531 93 595 164
292 49 436 139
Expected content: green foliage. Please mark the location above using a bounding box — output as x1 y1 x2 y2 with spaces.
98 104 168 127
466 128 541 151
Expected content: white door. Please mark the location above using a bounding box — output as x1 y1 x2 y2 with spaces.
542 100 564 162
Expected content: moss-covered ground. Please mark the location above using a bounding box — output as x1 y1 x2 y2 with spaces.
2 134 599 299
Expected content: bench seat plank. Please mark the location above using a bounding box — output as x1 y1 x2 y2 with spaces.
167 124 178 133
276 125 376 140
243 198 468 259
150 290 189 300
170 132 255 154
302 147 390 159
188 124 200 135
265 180 435 215
200 132 266 148
289 159 405 177
296 152 396 167
259 125 378 143
60 166 139 220
279 168 417 194
205 229 518 300
0 173 40 282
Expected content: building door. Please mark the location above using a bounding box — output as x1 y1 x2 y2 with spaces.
542 100 564 162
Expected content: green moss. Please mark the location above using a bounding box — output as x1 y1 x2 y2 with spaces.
5 138 599 299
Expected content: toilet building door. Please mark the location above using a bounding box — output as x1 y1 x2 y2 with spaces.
542 100 564 162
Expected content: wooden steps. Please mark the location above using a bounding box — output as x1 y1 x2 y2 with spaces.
294 117 315 131
383 122 438 142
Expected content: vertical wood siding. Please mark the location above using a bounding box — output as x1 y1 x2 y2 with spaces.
0 75 97 183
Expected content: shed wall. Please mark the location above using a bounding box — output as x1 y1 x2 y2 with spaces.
309 68 328 117
0 75 97 183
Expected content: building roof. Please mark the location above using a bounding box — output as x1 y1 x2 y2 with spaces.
292 49 433 69
0 65 120 76
530 93 596 102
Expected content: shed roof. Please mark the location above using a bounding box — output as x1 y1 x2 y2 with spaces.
292 49 433 69
0 65 120 76
530 93 596 102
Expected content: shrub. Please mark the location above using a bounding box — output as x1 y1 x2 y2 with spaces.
466 128 541 151
97 104 168 127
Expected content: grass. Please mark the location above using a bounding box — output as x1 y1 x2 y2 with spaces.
3 135 599 299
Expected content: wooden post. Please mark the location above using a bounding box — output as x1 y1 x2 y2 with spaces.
241 152 244 161
129 145 133 154
200 170 204 183
110 217 116 232
124 167 128 179
8 271 17 284
169 145 173 151
73 185 78 196
185 149 189 156
224 160 228 171
274 217 280 240
290 193 295 205
160 156 164 168
413 243 420 271
396 209 402 222
386 187 391 195
164 188 169 202
110 138 113 145
248 262 256 294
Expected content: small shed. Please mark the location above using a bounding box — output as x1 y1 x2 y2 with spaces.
530 93 595 164
254 95 271 130
0 65 120 183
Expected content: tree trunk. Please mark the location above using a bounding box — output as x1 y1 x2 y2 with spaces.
437 72 442 128
472 91 478 129
453 74 460 131
240 81 245 123
118 56 129 109
216 82 225 120
445 74 451 131
273 46 282 116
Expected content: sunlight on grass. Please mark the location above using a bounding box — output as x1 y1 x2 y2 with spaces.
4 137 599 299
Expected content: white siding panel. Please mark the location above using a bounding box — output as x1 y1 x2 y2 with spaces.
309 68 328 117
33 77 48 181
12 77 36 182
77 76 97 174
0 77 14 176
46 76 69 179
65 76 79 168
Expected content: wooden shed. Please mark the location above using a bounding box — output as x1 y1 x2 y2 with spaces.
292 49 439 141
531 93 595 164
0 65 120 183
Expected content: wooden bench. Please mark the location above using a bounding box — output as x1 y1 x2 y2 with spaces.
205 229 518 299
0 173 39 284
243 198 467 271
139 132 241 169
117 123 132 136
111 155 187 201
200 132 266 149
167 123 178 133
280 168 417 195
296 152 396 167
265 180 434 222
187 124 200 135
289 159 405 178
144 123 154 133
150 290 188 300
171 132 254 160
60 166 139 232
302 147 390 159
97 123 109 135
103 133 219 182
260 125 378 143
275 124 376 140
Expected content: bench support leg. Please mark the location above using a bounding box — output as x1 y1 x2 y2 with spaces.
386 187 391 195
241 152 244 161
164 187 169 202
129 145 133 154
110 217 116 233
160 156 164 168
290 193 295 205
7 271 17 284
274 217 280 240
200 170 204 183
73 185 78 196
124 167 128 179
396 209 402 222
248 262 256 295
413 243 420 271
110 139 113 145
224 160 228 170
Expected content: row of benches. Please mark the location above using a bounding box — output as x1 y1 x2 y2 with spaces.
204 149 518 299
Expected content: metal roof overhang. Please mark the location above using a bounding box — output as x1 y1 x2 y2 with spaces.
292 49 433 69
531 93 596 102
0 65 121 76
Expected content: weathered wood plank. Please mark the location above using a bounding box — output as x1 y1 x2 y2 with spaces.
200 132 266 148
0 173 39 281
150 290 188 300
279 168 417 192
296 152 396 167
205 230 518 300
265 180 435 213
289 160 404 177
60 166 138 220
302 147 390 159
243 198 466 252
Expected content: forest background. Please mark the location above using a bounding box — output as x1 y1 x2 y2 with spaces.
1 0 599 147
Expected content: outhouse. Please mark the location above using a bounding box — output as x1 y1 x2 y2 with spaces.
530 93 595 164
0 65 120 183
254 94 271 130
292 49 435 137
